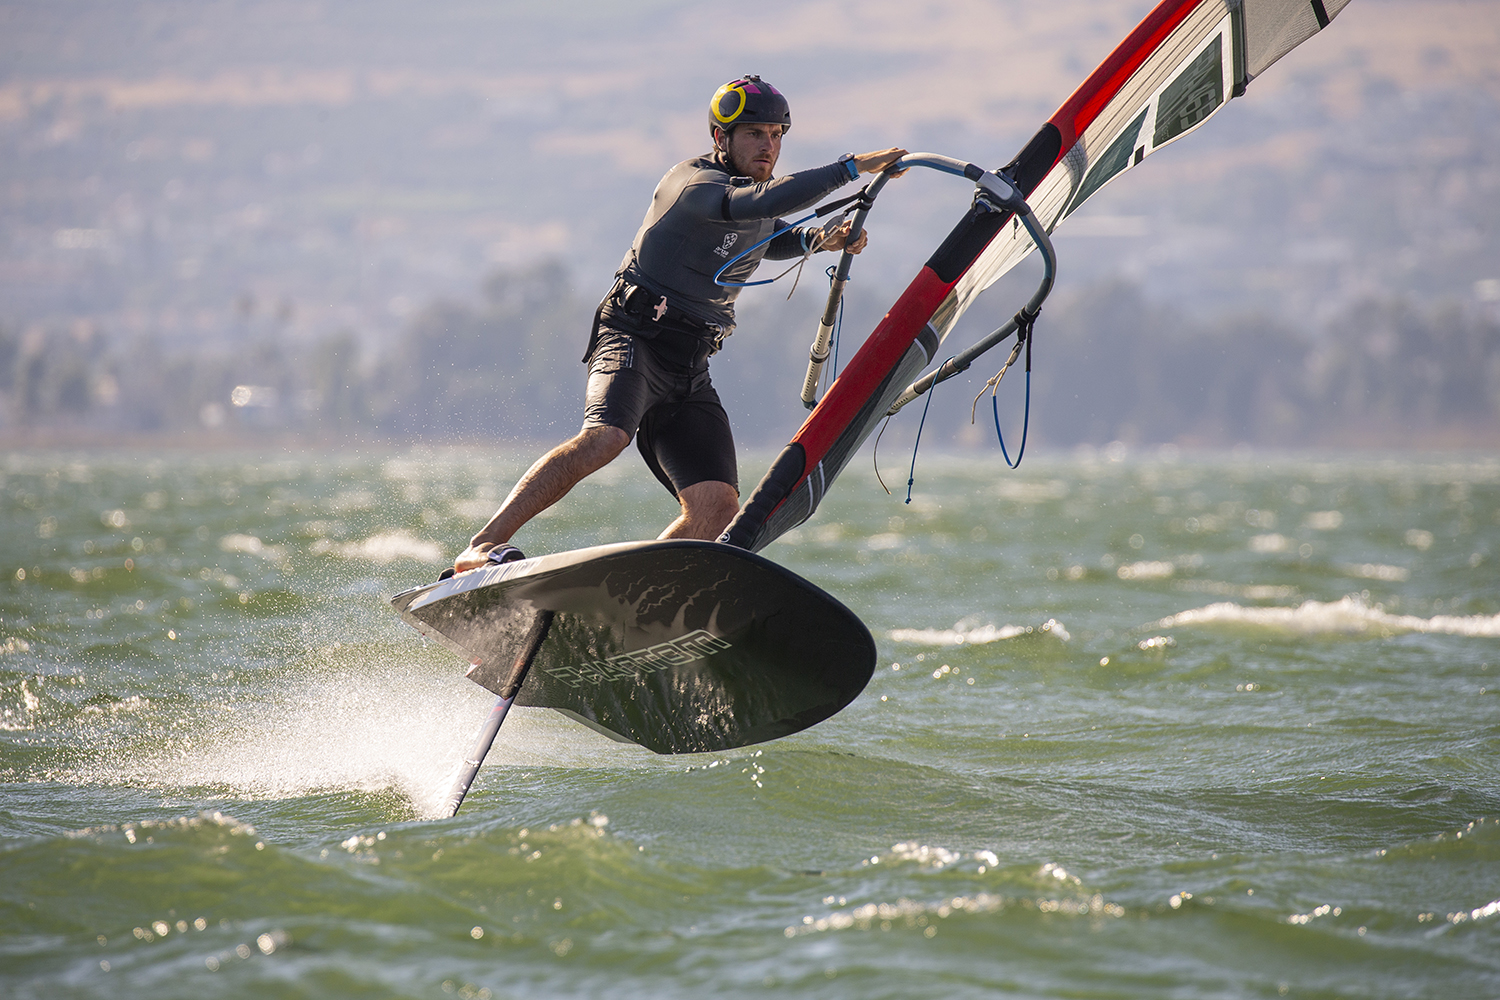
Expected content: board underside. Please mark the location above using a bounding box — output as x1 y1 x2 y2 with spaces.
390 540 876 754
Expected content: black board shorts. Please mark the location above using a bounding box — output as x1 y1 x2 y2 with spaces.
583 329 738 498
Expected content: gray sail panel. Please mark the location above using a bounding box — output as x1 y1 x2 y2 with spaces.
1243 0 1353 80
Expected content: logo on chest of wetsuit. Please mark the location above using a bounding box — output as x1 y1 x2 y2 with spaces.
712 232 739 258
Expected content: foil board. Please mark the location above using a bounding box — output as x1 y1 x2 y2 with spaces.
390 539 876 754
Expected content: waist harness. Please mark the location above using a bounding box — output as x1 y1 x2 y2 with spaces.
583 281 728 369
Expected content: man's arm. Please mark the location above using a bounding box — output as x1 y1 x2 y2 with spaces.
764 223 817 260
715 163 850 223
718 147 908 222
762 218 869 260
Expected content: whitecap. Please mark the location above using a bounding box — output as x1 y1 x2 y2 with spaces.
888 841 963 869
1303 510 1344 530
1157 596 1500 637
1116 560 1174 580
1249 533 1292 553
890 624 1026 644
890 619 1070 645
219 534 285 560
1338 562 1410 582
309 530 445 565
1405 528 1435 551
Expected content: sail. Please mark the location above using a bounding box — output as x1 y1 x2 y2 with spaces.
722 0 1350 554
950 0 1352 324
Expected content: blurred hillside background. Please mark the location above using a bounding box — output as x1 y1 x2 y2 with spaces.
1 0 1497 448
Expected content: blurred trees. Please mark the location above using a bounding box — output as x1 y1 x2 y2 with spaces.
1027 282 1500 447
2 265 1496 448
0 261 591 441
366 260 586 439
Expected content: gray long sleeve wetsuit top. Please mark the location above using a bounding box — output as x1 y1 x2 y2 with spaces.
614 153 856 333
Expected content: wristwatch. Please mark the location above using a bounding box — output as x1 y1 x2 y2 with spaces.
838 152 859 180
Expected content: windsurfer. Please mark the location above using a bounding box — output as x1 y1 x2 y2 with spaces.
452 75 905 573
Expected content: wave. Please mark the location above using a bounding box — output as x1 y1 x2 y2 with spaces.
890 619 1071 645
309 530 445 565
1157 596 1500 637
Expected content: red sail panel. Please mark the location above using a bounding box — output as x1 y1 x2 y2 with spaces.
794 267 954 462
1053 0 1207 153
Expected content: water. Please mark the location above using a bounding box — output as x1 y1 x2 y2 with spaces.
2 446 1498 999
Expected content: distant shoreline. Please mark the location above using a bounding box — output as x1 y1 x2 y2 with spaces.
3 425 1497 455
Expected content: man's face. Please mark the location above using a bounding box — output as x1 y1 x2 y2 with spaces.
720 123 783 182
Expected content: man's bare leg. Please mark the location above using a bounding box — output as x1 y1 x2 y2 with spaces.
453 425 629 572
659 480 740 541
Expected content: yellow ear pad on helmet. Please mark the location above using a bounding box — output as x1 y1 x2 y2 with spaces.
711 82 748 126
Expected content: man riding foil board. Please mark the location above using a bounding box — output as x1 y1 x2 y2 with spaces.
451 76 906 574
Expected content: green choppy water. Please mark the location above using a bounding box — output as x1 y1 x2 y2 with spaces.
2 446 1497 999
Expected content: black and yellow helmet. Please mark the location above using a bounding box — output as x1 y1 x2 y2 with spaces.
709 75 791 137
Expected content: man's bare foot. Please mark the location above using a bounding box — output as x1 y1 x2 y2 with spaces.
452 544 493 574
